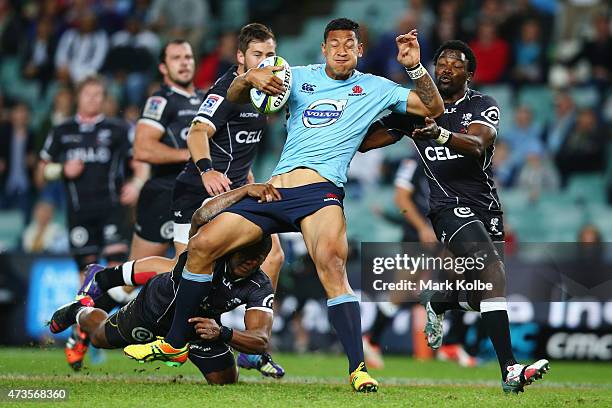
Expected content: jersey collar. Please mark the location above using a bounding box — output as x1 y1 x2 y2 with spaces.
169 85 197 98
75 113 105 125
453 89 470 105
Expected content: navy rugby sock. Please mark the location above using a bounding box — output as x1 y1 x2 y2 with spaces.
328 294 366 373
165 268 212 349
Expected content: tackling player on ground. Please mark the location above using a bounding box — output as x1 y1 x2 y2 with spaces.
365 40 550 393
79 24 285 378
124 18 444 392
49 183 281 383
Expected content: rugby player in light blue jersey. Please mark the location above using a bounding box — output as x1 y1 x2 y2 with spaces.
124 18 443 392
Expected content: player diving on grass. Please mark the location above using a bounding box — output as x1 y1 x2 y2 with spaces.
361 40 550 393
123 18 444 392
76 24 286 378
49 183 282 384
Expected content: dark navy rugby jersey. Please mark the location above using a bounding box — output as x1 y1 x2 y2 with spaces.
378 89 502 213
40 115 131 211
144 252 274 331
138 84 206 185
177 65 267 188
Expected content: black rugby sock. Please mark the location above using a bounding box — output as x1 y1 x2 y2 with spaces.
430 290 461 315
481 308 516 379
369 308 391 346
95 265 127 291
93 292 120 313
328 294 366 373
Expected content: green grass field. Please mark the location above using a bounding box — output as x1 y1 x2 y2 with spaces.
0 348 610 407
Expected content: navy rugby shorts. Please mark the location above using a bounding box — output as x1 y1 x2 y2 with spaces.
222 182 345 235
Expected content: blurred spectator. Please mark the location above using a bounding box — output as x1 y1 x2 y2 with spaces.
543 91 576 155
566 14 611 94
55 11 109 83
194 31 237 90
502 106 545 174
0 103 37 224
368 11 429 84
469 20 509 84
0 0 24 58
105 15 160 105
21 17 58 94
147 0 209 52
577 223 602 244
492 140 515 187
516 147 560 202
37 87 74 150
510 20 547 85
555 108 608 186
500 0 554 44
557 0 608 41
430 0 466 58
22 200 68 253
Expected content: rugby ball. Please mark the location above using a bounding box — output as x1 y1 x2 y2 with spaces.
249 56 292 114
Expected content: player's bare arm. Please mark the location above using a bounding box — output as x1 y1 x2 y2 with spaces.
189 183 282 238
412 118 495 157
187 120 232 196
396 30 444 118
227 65 285 104
190 309 272 354
133 122 190 164
358 125 401 152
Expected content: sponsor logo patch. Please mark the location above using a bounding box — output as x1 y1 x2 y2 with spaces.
481 106 500 126
142 96 167 121
453 207 475 218
199 94 224 117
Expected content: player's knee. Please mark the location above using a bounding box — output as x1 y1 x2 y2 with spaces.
206 369 238 385
267 243 285 271
187 233 223 263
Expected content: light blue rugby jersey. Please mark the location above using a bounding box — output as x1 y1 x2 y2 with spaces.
271 64 411 187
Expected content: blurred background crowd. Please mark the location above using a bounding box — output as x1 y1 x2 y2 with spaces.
0 0 610 355
0 0 610 253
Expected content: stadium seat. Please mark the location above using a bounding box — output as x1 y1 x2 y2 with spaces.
0 210 24 250
517 86 554 126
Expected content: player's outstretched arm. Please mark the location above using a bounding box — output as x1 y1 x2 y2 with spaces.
189 183 281 238
412 118 495 157
189 309 272 354
227 66 285 104
396 30 444 118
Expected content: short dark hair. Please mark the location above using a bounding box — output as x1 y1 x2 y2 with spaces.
238 23 275 54
159 39 190 64
238 235 273 261
324 18 360 42
433 40 477 74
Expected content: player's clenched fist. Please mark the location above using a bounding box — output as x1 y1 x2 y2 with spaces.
246 183 282 203
396 29 421 68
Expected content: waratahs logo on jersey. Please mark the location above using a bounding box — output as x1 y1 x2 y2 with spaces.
302 99 348 128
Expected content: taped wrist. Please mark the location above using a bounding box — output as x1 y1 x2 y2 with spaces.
405 63 427 80
435 127 452 145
